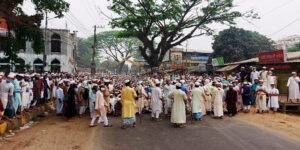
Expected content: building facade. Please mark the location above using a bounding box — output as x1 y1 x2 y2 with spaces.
0 28 77 73
274 35 300 50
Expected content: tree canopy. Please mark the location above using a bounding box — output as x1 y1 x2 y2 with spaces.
97 31 141 73
77 38 101 68
212 27 274 63
0 0 69 61
288 42 300 52
109 0 247 69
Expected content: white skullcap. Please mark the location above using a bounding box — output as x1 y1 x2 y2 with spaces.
70 80 76 84
259 79 264 82
195 82 200 86
176 83 182 87
0 72 4 76
263 66 267 69
138 81 143 84
180 80 185 84
104 79 110 83
155 80 160 85
124 80 130 84
18 74 24 77
8 72 16 78
243 82 248 85
24 73 30 77
58 80 64 85
292 72 297 74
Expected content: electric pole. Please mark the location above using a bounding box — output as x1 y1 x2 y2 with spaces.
91 25 97 76
43 11 48 72
91 25 104 77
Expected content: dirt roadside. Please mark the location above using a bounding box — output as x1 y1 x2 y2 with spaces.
235 111 300 141
0 115 96 150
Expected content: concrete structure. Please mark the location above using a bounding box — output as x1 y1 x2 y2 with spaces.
274 35 300 50
0 28 77 73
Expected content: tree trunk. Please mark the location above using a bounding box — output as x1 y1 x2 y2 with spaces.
118 61 125 74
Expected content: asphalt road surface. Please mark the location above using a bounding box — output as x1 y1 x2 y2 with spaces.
93 115 300 150
2 114 300 150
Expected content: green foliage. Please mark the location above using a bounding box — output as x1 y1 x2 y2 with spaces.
109 0 244 68
212 27 274 63
0 0 69 61
288 42 300 52
77 38 101 68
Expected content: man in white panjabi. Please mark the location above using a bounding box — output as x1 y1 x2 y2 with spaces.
0 73 14 113
151 80 163 121
203 79 212 114
212 83 224 119
136 81 147 115
260 66 268 87
20 75 31 111
169 83 188 128
250 67 259 84
256 80 268 113
190 82 205 121
163 79 172 116
287 72 300 103
267 83 279 113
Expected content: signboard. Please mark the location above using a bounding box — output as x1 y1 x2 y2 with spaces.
258 50 286 64
184 52 210 63
212 57 224 66
0 17 8 37
171 64 185 69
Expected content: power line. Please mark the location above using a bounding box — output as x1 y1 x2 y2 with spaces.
262 0 296 17
271 16 300 36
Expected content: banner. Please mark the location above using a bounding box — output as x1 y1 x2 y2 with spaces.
258 50 286 64
0 17 8 37
212 57 224 66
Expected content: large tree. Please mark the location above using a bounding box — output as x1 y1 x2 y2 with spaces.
288 42 300 52
97 31 141 73
0 0 69 61
212 27 274 63
109 0 249 69
77 38 101 68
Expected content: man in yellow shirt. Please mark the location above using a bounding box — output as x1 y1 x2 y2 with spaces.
121 80 137 129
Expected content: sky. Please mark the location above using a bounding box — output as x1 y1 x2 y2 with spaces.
22 0 300 52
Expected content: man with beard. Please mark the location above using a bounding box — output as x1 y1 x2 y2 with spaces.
226 84 238 117
151 80 163 121
33 74 44 106
212 83 224 119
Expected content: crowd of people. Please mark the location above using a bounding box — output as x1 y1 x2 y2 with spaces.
0 65 300 129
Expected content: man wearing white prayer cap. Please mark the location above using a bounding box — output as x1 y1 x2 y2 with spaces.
151 79 163 121
0 73 14 118
56 80 64 114
190 82 205 120
168 82 188 128
212 82 224 119
287 71 300 103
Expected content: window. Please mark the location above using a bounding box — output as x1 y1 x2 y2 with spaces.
51 33 61 52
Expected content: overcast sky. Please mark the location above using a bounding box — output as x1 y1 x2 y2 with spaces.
23 0 300 51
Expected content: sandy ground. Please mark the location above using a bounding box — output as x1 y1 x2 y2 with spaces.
1 111 300 150
235 110 300 140
0 115 96 150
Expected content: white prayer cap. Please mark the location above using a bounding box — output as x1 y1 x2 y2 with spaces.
270 68 274 70
18 74 25 77
228 84 233 87
195 82 200 86
155 80 160 85
259 79 264 82
262 66 267 69
24 73 30 77
124 79 130 84
70 80 76 85
63 79 70 82
176 83 182 87
8 72 16 78
215 82 221 86
104 79 110 83
180 80 185 84
292 72 297 75
58 80 64 85
0 72 4 76
138 81 143 84
243 82 249 85
241 66 245 69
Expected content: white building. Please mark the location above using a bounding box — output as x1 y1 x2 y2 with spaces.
0 28 77 73
274 35 300 50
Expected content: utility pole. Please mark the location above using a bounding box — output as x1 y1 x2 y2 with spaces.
43 11 48 73
91 25 104 77
91 25 97 76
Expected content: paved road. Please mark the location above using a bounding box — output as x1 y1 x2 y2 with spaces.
93 115 300 150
